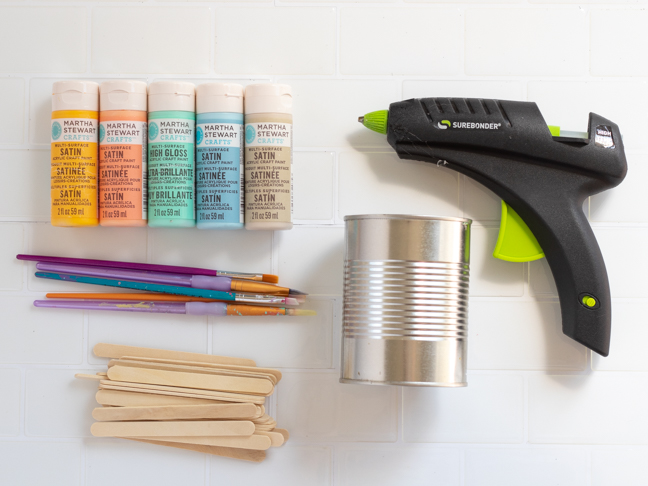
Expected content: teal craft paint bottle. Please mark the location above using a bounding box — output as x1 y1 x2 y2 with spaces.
147 81 196 228
195 83 244 230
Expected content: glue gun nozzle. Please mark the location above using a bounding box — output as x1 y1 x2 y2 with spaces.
358 110 389 135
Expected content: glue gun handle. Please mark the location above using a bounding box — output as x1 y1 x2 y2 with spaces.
513 197 611 356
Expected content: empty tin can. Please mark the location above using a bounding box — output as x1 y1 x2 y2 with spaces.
341 214 472 387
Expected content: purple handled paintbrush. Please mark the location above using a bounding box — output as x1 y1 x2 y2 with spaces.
17 254 278 283
35 262 306 296
33 300 315 316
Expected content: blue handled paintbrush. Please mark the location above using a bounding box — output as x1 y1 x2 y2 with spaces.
35 272 299 306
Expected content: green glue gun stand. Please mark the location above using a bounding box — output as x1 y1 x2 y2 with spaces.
359 99 627 356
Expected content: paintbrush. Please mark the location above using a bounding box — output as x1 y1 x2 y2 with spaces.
35 272 299 306
45 292 307 304
34 300 316 316
35 262 305 296
17 254 278 283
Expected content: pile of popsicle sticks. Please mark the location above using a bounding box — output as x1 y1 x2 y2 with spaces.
78 343 287 463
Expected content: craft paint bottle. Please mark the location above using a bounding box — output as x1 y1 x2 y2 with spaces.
244 84 293 231
196 83 244 230
99 80 148 227
51 80 99 226
147 81 196 228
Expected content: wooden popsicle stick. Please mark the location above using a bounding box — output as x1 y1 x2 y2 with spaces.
97 372 108 377
107 366 274 396
75 373 103 381
91 420 255 438
96 389 222 407
274 428 289 442
99 384 265 405
94 343 256 367
99 380 265 404
254 425 276 432
122 356 281 383
113 359 277 386
141 434 272 451
255 431 285 447
128 438 266 463
92 403 258 422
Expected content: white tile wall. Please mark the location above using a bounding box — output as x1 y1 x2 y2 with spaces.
0 150 50 221
0 1 645 484
464 448 588 486
591 10 648 76
25 369 96 437
529 374 648 444
0 223 24 290
340 8 463 75
215 8 336 75
276 372 398 442
0 8 86 73
210 445 332 486
0 442 82 485
465 8 588 76
591 449 648 486
92 8 211 74
0 369 21 436
211 298 335 369
403 374 524 443
86 439 206 486
337 447 461 486
0 78 24 144
338 151 461 219
0 296 83 364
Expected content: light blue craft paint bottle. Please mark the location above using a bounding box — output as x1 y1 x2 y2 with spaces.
147 81 196 228
195 83 244 230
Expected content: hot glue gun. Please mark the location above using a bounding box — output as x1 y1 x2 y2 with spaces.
359 98 627 356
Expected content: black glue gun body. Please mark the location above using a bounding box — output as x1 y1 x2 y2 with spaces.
385 98 627 356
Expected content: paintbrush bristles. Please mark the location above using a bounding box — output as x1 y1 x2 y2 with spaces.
262 274 279 284
286 309 317 316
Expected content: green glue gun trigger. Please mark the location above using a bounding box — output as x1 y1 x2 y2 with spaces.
359 99 628 356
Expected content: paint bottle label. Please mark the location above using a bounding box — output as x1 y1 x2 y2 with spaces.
99 113 147 222
196 113 244 225
50 111 99 224
147 111 195 222
244 115 293 225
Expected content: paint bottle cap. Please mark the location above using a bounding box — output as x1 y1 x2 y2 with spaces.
245 84 292 115
196 83 243 114
52 80 99 112
148 81 195 113
100 80 147 112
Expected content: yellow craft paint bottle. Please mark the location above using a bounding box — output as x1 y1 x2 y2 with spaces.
51 80 99 226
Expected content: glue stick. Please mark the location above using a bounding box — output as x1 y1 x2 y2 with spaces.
51 80 99 227
99 80 147 226
147 81 196 228
244 84 293 231
196 83 244 230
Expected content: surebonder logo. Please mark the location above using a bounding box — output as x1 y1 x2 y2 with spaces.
438 120 502 130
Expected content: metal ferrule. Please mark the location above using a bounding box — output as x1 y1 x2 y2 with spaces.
233 293 289 305
216 271 264 281
341 214 471 387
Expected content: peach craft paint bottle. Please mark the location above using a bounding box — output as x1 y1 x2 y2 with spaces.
244 84 293 231
99 80 148 226
50 80 99 226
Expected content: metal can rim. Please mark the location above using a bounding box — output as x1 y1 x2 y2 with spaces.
343 213 472 224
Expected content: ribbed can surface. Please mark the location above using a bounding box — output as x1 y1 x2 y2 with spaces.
341 214 472 387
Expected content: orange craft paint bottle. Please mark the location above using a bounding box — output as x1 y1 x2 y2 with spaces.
50 80 99 227
99 80 148 226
